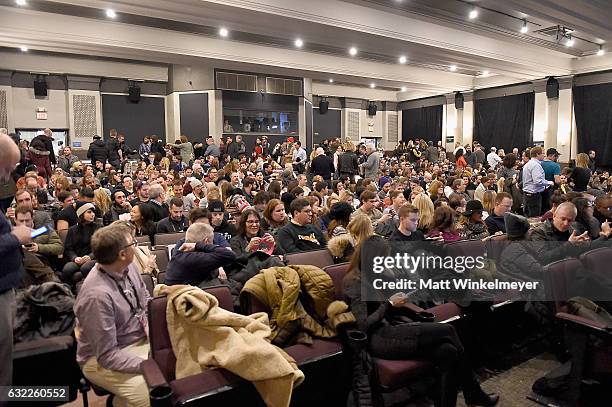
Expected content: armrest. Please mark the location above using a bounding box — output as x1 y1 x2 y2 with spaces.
13 336 74 359
403 302 425 314
141 359 170 390
556 312 612 337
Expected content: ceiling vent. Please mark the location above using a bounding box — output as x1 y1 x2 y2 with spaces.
216 71 257 92
266 77 303 96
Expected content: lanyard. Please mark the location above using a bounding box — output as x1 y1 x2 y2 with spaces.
100 268 141 315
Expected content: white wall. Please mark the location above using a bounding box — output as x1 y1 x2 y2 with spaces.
11 88 69 129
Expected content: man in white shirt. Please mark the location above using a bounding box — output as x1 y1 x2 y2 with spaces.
474 174 496 202
292 141 307 173
487 147 502 169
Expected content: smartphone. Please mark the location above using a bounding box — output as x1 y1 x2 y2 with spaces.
31 226 49 238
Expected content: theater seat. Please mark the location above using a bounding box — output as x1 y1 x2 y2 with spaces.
323 263 349 300
155 232 186 247
544 256 612 405
485 233 508 264
150 248 169 273
285 249 334 269
444 239 486 259
373 358 433 391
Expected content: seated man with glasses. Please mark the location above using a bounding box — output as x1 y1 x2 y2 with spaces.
276 198 326 254
74 223 151 407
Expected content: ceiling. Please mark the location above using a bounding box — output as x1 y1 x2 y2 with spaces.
0 0 611 100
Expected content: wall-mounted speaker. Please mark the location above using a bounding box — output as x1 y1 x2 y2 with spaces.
319 99 329 114
128 85 141 103
455 92 464 109
546 77 559 99
33 78 48 97
367 102 377 116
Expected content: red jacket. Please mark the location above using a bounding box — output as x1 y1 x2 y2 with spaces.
27 147 52 179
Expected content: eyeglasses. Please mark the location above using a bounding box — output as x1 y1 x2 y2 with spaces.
121 240 138 250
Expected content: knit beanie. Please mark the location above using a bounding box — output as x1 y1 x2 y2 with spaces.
504 212 530 239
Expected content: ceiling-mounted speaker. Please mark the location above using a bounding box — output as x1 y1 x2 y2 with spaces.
455 92 464 109
33 77 48 97
367 102 377 116
546 77 559 99
128 85 141 103
319 99 329 114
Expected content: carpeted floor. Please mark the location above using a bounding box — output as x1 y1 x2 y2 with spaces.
63 354 561 407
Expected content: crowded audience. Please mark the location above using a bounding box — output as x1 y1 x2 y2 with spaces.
2 124 612 407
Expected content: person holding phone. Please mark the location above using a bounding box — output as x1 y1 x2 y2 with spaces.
343 236 499 407
0 131 30 389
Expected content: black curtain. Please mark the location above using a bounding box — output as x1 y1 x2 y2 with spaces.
473 92 534 152
401 105 442 143
574 83 612 168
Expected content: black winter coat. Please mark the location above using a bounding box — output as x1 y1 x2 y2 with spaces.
338 152 359 175
87 140 109 164
310 154 335 180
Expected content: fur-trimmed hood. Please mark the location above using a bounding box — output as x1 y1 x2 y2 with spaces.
327 233 356 258
28 146 50 156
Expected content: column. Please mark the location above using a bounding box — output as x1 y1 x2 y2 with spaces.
557 87 574 162
66 76 102 152
533 90 548 145
0 71 13 132
461 92 474 147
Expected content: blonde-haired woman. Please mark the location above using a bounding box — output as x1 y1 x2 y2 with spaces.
481 190 496 219
328 213 374 262
569 152 592 192
93 188 111 218
412 193 435 234
159 156 170 171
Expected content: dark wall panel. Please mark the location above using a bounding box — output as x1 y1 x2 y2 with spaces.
473 92 534 153
179 93 209 141
313 108 341 145
574 83 612 168
401 105 443 143
102 95 165 150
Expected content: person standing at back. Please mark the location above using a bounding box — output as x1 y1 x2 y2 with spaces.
0 132 31 391
522 147 554 217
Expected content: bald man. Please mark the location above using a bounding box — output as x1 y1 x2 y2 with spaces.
0 133 32 388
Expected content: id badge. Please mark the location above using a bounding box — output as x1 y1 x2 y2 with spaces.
135 310 149 340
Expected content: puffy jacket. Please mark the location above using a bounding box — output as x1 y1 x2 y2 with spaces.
27 146 52 179
241 265 355 346
87 139 109 164
338 152 359 175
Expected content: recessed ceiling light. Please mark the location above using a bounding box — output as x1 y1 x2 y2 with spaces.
105 9 116 18
482 70 490 76
294 38 303 48
219 27 229 38
16 0 27 6
401 86 407 92
449 65 457 71
370 83 376 88
349 47 358 56
20 45 28 52
398 55 407 64
597 47 604 56
520 20 528 33
565 36 574 47
468 8 478 19
329 78 334 83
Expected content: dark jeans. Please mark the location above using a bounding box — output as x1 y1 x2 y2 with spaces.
541 186 554 214
61 260 96 284
0 289 15 388
370 322 483 407
523 191 542 217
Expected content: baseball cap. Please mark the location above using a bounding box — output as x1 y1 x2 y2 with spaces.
546 148 561 156
208 200 225 213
